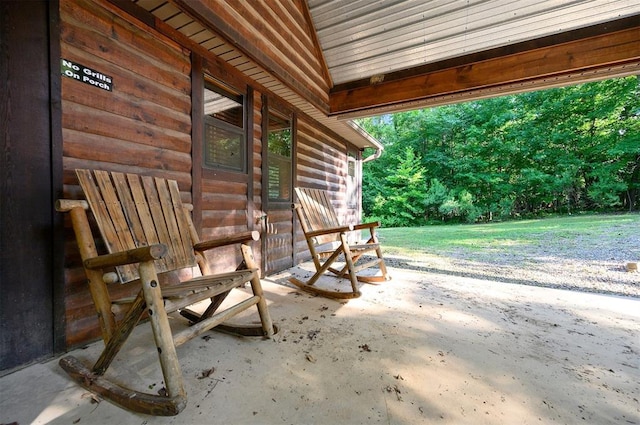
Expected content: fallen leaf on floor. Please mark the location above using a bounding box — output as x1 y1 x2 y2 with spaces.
384 384 403 401
198 367 216 379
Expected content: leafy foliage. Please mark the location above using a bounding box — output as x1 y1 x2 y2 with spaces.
359 76 640 226
369 147 428 227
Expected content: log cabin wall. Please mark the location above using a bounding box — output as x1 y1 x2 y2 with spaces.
173 0 331 113
293 118 360 262
58 0 361 347
59 0 192 345
194 75 261 276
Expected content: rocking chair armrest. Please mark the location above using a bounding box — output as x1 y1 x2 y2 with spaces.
305 225 354 238
84 244 168 270
194 230 260 252
352 221 381 231
306 221 381 238
55 199 89 212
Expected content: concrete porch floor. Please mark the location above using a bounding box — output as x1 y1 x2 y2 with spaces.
1 260 638 425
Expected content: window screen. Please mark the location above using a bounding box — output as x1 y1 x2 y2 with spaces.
267 112 292 201
203 78 245 172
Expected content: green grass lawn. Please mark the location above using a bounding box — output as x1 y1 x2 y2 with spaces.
376 213 640 258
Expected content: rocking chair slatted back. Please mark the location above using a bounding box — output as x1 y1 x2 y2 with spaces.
294 187 341 245
77 169 196 283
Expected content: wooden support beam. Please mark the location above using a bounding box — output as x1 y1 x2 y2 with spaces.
330 25 640 117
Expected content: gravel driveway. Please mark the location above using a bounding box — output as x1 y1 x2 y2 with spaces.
382 218 640 298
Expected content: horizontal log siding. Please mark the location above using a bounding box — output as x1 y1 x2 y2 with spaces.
60 0 192 346
294 118 351 261
296 120 348 195
198 176 248 274
179 0 329 108
236 1 326 94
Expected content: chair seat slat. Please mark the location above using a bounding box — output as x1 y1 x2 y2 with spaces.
141 175 177 272
154 176 189 269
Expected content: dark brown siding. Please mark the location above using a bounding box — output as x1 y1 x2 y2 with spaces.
1 0 57 372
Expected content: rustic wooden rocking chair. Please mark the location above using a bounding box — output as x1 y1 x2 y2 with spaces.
56 169 274 416
290 187 390 299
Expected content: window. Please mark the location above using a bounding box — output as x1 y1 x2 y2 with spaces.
267 111 292 201
203 77 245 172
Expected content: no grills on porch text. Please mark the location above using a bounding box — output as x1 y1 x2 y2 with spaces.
61 59 113 92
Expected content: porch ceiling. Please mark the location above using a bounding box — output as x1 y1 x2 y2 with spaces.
310 0 639 85
127 0 640 149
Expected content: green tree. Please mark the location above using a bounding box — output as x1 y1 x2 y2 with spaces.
369 146 427 227
358 76 640 226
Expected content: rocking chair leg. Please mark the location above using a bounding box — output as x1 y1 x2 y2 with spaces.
139 261 186 401
340 233 360 294
181 291 267 337
58 275 188 416
201 291 231 319
241 244 274 337
180 246 276 339
311 248 344 285
368 227 389 280
93 290 146 375
376 245 389 279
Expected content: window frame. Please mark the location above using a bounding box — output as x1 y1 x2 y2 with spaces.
266 109 293 203
202 75 249 179
262 97 295 209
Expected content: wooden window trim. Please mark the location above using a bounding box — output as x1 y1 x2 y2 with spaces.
202 77 247 173
263 97 295 209
202 167 249 183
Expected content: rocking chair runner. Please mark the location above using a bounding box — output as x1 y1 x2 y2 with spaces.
289 187 390 299
56 169 275 416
